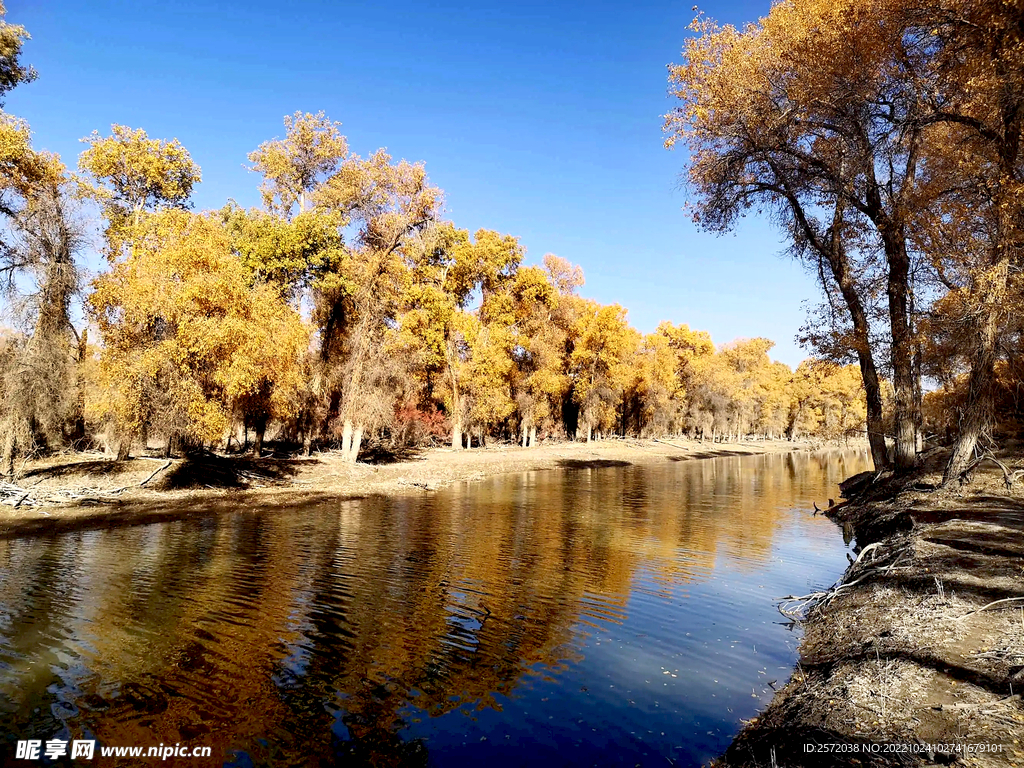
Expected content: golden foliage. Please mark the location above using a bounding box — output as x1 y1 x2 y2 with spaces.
0 1 34 105
248 111 348 216
78 125 201 261
87 210 308 445
0 90 874 459
79 125 200 214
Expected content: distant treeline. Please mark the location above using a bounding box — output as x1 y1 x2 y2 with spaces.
0 6 870 472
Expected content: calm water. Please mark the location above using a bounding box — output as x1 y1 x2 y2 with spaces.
0 449 870 767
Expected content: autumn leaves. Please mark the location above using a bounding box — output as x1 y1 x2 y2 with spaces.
0 106 871 463
666 0 1024 478
66 111 871 459
0 0 877 467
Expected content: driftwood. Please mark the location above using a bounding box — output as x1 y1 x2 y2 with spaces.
653 438 691 451
839 470 876 497
0 459 174 509
138 459 172 487
0 482 120 506
839 469 891 498
813 498 849 516
933 694 1021 712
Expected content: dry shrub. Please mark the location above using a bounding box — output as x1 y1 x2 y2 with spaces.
0 179 85 475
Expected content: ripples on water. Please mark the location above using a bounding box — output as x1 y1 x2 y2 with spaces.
0 449 871 766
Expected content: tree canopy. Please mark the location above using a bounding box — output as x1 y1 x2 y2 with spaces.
666 0 1024 480
9 0 1004 470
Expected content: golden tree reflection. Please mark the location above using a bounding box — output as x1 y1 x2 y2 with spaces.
0 450 869 763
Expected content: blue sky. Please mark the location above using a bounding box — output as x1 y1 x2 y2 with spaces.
7 0 820 367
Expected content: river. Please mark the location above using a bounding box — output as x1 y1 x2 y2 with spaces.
0 448 870 766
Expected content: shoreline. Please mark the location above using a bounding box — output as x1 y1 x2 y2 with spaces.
718 449 1024 767
0 437 829 538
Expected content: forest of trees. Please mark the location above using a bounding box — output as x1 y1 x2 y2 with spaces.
0 3 880 474
666 0 1024 484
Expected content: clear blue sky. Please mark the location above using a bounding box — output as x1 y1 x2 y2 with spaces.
7 0 821 367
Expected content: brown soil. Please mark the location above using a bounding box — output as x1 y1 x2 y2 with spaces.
719 449 1024 768
0 437 816 537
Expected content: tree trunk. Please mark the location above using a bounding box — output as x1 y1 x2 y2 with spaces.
586 423 592 443
887 252 917 471
72 329 88 442
942 107 1019 484
522 424 528 447
943 289 1000 484
858 353 889 471
838 308 887 461
3 432 16 478
868 208 919 471
117 438 131 461
452 420 462 450
349 425 363 463
341 419 353 458
529 425 537 447
252 417 267 457
810 194 891 470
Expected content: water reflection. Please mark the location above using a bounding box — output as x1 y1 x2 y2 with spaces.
0 449 870 766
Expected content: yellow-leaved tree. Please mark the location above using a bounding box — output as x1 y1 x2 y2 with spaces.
78 125 201 256
624 332 680 437
0 9 91 475
0 138 88 475
398 223 522 449
248 111 349 217
506 264 568 447
665 0 931 469
87 210 308 458
568 301 637 442
789 361 867 442
313 146 443 461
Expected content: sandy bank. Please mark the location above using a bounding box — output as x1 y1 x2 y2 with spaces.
0 437 821 538
719 449 1024 768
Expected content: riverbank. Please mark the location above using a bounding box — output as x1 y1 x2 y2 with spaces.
0 436 822 537
719 449 1024 768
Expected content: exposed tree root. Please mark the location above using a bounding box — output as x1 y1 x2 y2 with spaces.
779 543 890 618
957 597 1024 621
